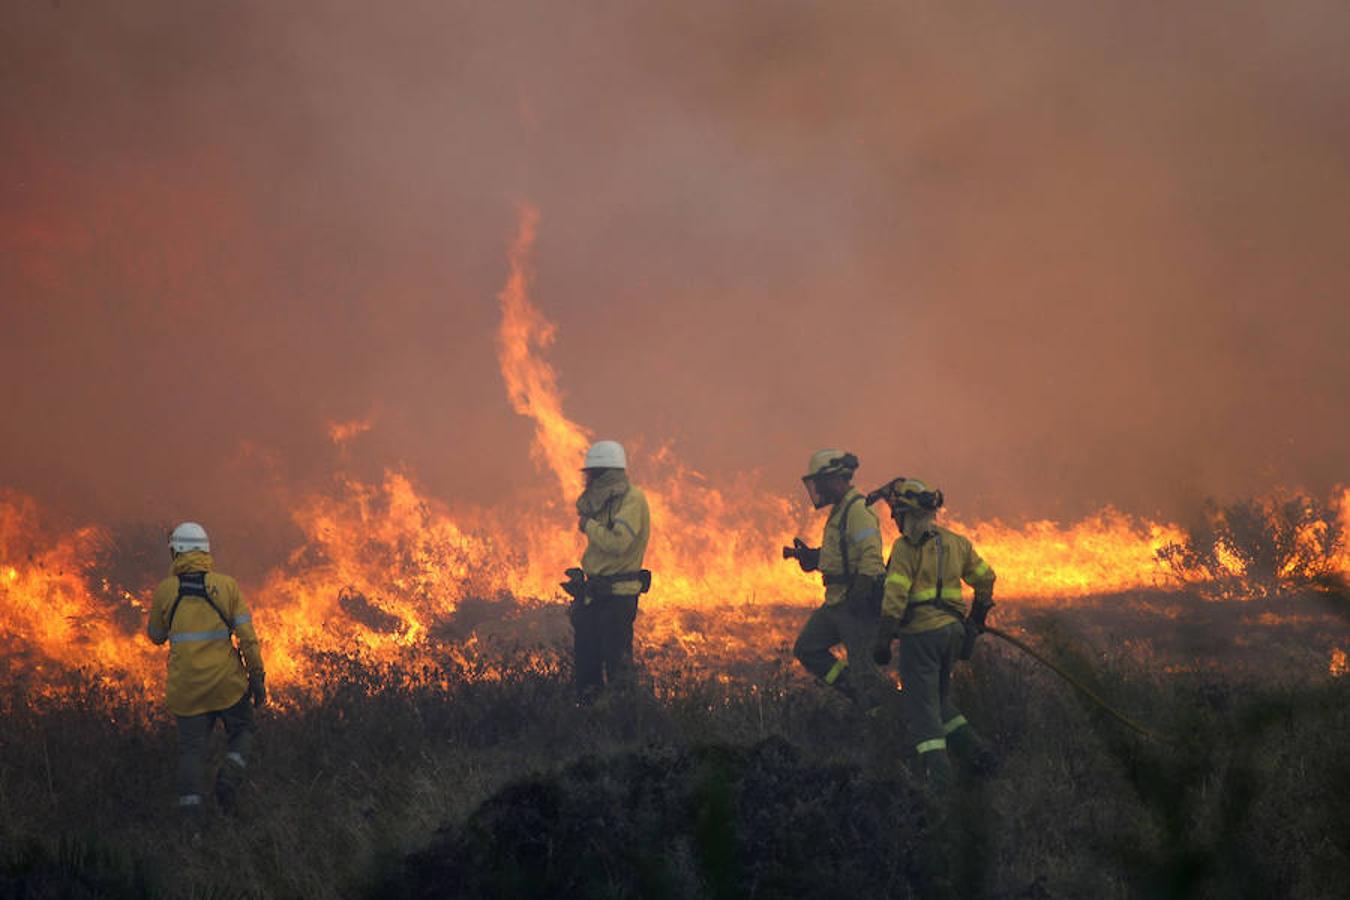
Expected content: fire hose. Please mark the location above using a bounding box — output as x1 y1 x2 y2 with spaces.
981 625 1177 745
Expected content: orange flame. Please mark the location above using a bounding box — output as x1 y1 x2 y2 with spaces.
0 492 156 706
955 510 1186 600
2 209 1347 710
328 417 374 447
495 204 590 503
256 472 507 689
483 206 1188 609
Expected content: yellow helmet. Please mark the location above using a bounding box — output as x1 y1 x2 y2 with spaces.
868 477 943 513
802 449 859 482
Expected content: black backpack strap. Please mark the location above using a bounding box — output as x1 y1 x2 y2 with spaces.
167 571 234 634
899 530 963 626
838 494 864 582
933 530 945 606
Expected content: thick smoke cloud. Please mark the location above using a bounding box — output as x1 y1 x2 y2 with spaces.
3 1 1347 573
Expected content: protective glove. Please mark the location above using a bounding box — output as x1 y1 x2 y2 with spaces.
960 588 995 660
872 616 902 666
785 538 820 572
968 588 994 632
560 567 586 602
248 671 267 708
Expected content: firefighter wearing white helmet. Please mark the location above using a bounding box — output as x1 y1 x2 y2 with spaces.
147 522 267 820
583 439 627 470
563 440 651 704
784 449 885 707
869 478 999 789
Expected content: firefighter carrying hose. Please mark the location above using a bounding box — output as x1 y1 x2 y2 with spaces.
785 449 886 708
563 440 652 705
869 479 999 788
146 523 266 821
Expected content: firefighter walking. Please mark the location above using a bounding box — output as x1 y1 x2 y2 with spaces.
870 479 998 788
786 449 886 707
565 440 652 704
146 523 266 819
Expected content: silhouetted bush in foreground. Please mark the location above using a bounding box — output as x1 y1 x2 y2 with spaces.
385 735 930 899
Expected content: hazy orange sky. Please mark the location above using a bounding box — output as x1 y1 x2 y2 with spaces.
3 1 1347 560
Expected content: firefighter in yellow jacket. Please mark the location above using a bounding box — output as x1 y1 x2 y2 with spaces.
147 522 266 817
565 440 652 704
870 479 998 788
786 449 885 706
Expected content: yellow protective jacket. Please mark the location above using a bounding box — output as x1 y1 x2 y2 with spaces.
820 487 884 606
882 524 995 634
581 483 651 600
146 551 264 717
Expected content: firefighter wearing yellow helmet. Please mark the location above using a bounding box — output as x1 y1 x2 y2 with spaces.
146 522 266 820
785 449 885 707
869 478 998 788
564 440 652 705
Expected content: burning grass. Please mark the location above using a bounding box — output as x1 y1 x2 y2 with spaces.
5 481 1347 711
3 474 1349 896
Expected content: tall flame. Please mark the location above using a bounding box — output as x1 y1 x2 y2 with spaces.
495 204 590 503
482 205 1189 610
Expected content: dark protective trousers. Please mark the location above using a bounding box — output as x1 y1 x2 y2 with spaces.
898 621 967 751
572 594 639 700
176 692 255 800
793 601 882 701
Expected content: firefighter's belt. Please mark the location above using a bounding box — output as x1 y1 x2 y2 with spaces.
899 596 966 626
585 569 652 598
821 573 850 586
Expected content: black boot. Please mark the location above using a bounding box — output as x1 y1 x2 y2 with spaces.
215 758 245 816
947 725 999 776
178 796 205 845
919 750 954 791
832 670 860 704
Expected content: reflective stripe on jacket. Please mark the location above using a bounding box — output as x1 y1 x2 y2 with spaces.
582 485 651 598
883 525 995 634
819 487 884 607
146 551 264 717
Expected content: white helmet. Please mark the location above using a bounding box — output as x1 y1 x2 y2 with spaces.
582 440 627 470
169 522 211 554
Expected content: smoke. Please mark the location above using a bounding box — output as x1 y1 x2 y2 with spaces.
3 1 1348 575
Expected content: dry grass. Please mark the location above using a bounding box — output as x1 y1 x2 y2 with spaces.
2 588 1347 898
